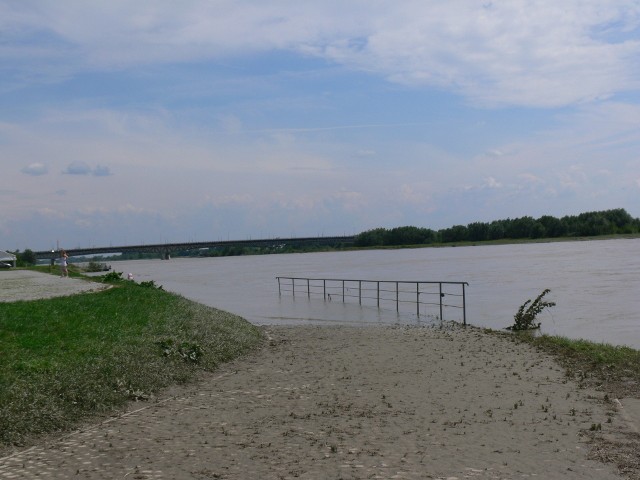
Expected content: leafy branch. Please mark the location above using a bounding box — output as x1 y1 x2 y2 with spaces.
508 288 556 331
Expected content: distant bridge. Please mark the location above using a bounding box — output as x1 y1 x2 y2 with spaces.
34 235 356 260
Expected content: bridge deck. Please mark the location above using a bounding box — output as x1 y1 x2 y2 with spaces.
34 236 355 259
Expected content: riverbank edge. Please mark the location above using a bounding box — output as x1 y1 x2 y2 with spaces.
0 273 264 451
2 269 639 477
344 232 640 251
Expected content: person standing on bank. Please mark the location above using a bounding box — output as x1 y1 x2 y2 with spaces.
60 249 68 277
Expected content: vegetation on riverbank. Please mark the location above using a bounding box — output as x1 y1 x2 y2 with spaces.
510 330 640 477
10 208 638 262
2 263 638 465
502 287 638 399
510 332 640 399
0 276 262 448
355 208 640 248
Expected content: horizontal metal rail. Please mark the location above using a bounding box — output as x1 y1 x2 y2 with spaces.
276 277 469 325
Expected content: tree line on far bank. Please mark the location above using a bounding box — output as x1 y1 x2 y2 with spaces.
354 208 640 247
10 208 640 265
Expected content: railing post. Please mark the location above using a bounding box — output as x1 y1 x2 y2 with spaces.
462 282 467 326
275 277 468 326
396 282 399 312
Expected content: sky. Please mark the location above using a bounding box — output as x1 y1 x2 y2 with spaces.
2 1 640 252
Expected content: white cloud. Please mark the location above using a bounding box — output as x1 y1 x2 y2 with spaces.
483 177 502 189
518 173 544 184
21 162 48 176
486 149 506 157
62 161 91 175
62 160 112 176
3 1 640 107
206 194 254 207
331 189 366 212
356 149 376 157
93 165 112 177
63 161 92 175
2 2 640 249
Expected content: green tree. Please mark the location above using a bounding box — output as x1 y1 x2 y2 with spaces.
386 226 436 245
354 228 388 247
538 215 566 237
439 225 468 243
467 222 490 241
16 249 37 266
487 221 505 240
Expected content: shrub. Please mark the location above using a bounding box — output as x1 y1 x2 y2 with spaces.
86 261 102 272
139 280 163 290
509 289 555 331
100 271 123 282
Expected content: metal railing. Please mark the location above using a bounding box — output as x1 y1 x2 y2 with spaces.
276 277 469 325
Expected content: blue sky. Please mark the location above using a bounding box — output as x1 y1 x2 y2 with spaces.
2 1 640 251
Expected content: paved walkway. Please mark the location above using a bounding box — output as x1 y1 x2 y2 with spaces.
0 325 630 479
0 270 109 302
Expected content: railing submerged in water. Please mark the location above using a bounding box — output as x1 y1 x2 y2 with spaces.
276 277 469 325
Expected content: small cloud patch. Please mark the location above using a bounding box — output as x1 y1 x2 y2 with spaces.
93 165 112 176
64 161 92 175
21 163 48 176
63 162 113 176
484 176 502 188
356 149 376 157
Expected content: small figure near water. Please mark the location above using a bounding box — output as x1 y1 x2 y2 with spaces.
60 249 69 278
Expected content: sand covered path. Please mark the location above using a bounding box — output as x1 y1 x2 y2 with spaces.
0 270 109 302
0 323 630 479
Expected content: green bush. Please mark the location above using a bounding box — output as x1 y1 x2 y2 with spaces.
509 289 556 331
100 271 123 282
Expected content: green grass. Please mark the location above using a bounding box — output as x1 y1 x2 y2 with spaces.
513 333 640 477
510 332 640 399
0 277 263 447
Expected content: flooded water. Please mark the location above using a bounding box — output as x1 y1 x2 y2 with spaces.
114 238 640 348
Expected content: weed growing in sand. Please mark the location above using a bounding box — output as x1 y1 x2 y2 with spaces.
156 339 203 364
508 289 555 331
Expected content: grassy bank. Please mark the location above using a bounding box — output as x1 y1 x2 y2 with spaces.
510 333 640 477
0 277 263 448
514 333 640 399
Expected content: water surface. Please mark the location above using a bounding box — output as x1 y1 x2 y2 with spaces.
116 238 640 348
